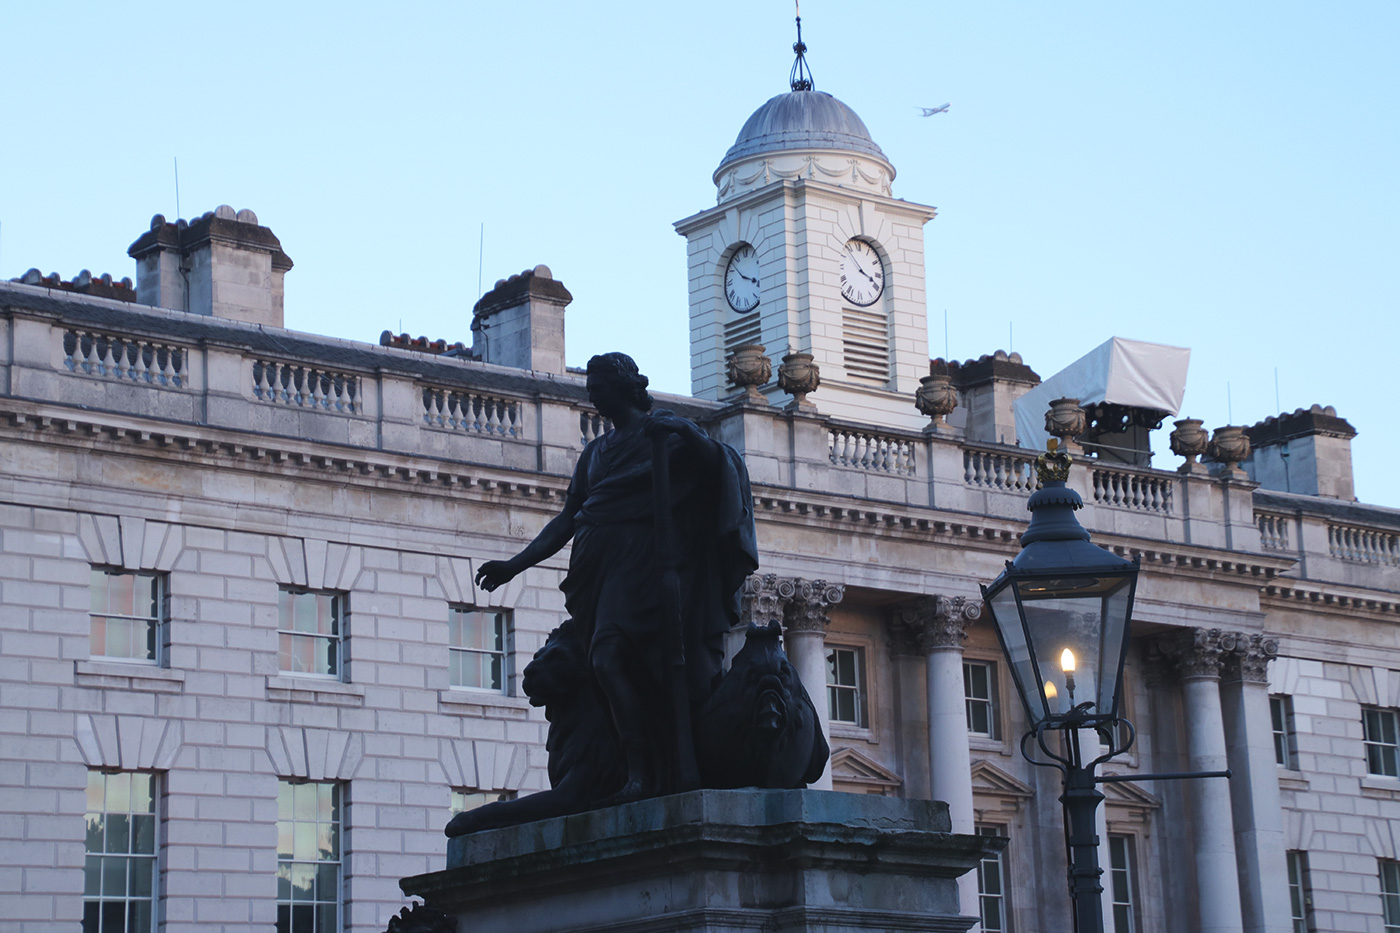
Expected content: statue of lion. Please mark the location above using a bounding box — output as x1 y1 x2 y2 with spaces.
444 619 625 837
695 622 829 789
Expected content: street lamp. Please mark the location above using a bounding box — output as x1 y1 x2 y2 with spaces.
980 441 1139 933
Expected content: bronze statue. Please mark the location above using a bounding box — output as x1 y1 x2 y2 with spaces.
450 352 825 838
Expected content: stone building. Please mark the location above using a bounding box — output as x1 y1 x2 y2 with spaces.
3 63 1399 933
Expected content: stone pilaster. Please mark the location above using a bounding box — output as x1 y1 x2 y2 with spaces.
892 594 982 921
1159 627 1246 933
1221 634 1291 933
778 579 845 790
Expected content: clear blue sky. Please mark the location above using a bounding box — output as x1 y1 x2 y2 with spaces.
2 2 1395 506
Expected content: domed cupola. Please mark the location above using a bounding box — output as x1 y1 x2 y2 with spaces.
713 26 894 203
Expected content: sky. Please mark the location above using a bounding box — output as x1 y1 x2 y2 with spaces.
1 2 1396 506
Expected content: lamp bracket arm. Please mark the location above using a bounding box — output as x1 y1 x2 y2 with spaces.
1096 769 1231 785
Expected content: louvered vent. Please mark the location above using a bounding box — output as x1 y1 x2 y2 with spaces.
724 312 762 355
842 307 890 386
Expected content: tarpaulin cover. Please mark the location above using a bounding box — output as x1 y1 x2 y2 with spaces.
1013 337 1190 451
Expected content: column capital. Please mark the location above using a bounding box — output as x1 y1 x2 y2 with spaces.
781 578 846 634
740 573 788 629
1155 627 1238 681
890 595 983 655
1222 633 1280 684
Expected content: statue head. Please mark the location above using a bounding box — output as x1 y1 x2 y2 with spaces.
585 352 653 415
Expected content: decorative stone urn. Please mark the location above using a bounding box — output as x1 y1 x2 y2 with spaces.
725 344 771 403
915 372 958 432
1044 397 1087 451
1169 418 1209 471
777 352 820 410
1207 425 1251 475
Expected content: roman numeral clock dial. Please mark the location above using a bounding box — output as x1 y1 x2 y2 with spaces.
724 243 761 312
839 239 884 307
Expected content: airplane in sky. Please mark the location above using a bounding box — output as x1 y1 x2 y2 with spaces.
918 104 950 116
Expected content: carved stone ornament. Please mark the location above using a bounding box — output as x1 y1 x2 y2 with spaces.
1207 425 1251 474
892 595 984 655
1161 627 1237 680
915 371 959 431
1169 417 1209 468
780 578 845 634
1222 633 1280 684
777 352 820 410
1045 397 1087 446
726 344 771 403
741 573 787 629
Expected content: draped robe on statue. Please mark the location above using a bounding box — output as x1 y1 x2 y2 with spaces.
559 409 758 703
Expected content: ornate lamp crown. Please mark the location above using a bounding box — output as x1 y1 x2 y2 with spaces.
1035 438 1072 485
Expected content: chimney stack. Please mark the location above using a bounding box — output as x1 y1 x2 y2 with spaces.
945 351 1041 445
1244 405 1358 500
127 206 293 327
471 265 571 374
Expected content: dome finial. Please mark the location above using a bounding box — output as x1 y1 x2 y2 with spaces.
789 1 814 92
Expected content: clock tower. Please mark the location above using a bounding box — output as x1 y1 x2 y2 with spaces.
674 30 937 428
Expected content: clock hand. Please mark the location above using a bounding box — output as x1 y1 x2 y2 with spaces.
738 270 759 285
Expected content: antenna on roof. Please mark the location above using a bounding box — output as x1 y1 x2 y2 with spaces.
790 1 814 91
174 157 181 221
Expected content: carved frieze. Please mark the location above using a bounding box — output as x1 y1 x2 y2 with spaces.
890 595 983 655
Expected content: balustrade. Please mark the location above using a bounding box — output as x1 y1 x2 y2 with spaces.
1256 513 1291 551
63 329 187 388
579 411 611 447
423 388 521 437
829 428 916 475
253 361 362 414
1092 466 1174 514
962 447 1036 493
1328 523 1399 566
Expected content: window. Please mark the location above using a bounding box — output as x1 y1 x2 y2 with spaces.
278 590 345 679
1364 707 1399 777
277 781 341 933
450 788 515 815
1381 858 1400 933
826 646 866 727
1272 695 1297 769
448 607 511 693
1287 850 1313 933
975 824 1008 932
84 770 158 933
964 660 999 738
1108 834 1140 933
90 569 166 664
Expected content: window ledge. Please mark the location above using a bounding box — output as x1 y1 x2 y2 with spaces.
75 660 185 693
1360 775 1400 798
266 675 364 706
1277 770 1309 792
968 735 1007 754
438 689 532 717
829 723 877 744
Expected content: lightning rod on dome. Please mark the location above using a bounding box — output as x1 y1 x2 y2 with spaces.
790 1 814 92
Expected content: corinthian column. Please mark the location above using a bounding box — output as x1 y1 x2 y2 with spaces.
1221 634 1291 933
894 594 982 919
1165 628 1245 933
780 578 845 790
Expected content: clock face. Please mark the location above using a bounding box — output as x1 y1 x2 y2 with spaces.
724 244 761 312
840 239 884 307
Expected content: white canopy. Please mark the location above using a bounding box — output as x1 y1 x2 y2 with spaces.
1013 337 1190 451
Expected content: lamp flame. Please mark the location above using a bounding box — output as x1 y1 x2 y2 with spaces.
1060 648 1076 673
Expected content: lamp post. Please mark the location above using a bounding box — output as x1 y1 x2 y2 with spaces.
980 441 1140 933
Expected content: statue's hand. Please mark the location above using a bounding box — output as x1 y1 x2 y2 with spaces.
475 559 518 592
643 413 696 440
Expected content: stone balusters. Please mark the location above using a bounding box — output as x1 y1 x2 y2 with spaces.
891 594 983 920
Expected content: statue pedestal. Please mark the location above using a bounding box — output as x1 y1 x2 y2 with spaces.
401 789 996 933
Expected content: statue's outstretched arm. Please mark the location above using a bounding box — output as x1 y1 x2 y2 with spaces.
476 508 576 592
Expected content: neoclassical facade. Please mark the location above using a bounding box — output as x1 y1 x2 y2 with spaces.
3 68 1399 933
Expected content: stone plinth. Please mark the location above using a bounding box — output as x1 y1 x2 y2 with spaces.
402 789 997 933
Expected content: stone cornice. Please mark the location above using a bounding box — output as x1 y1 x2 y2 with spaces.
1261 583 1400 619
